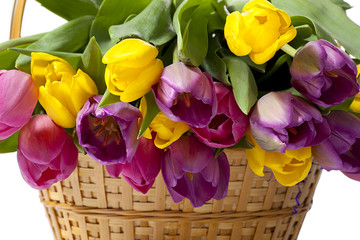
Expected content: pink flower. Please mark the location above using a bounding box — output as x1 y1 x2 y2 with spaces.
106 137 164 194
0 70 38 140
17 115 78 189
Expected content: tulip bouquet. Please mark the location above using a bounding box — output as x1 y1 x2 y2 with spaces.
1 0 360 208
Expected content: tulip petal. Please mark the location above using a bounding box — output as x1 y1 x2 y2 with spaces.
102 38 159 68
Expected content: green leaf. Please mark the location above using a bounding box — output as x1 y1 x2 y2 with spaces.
173 0 225 66
0 33 46 52
224 0 249 12
329 0 352 10
109 0 175 47
90 0 152 53
223 56 258 115
257 54 291 84
35 0 99 21
137 92 160 139
201 34 230 85
272 0 360 59
228 135 253 149
0 44 29 70
10 48 82 70
98 90 120 108
0 131 19 153
15 15 94 73
79 37 107 94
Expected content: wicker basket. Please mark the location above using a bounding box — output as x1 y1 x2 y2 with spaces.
39 150 321 240
10 1 321 239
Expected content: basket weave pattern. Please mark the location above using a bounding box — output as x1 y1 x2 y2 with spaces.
40 149 321 240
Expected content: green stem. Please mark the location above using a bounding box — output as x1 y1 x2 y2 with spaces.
281 44 297 57
173 44 180 63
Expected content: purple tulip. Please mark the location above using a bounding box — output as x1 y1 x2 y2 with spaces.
192 82 249 148
17 115 78 189
290 39 359 107
0 70 38 140
76 95 141 165
152 62 217 128
162 135 230 207
106 137 164 193
313 111 360 181
250 91 330 152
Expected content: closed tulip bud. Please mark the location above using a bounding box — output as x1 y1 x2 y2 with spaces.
17 115 78 189
250 92 330 152
31 52 98 128
0 70 38 140
224 0 296 64
162 136 230 207
106 137 164 194
76 95 141 165
246 133 312 186
192 82 249 148
313 111 360 181
290 40 359 107
152 62 217 128
103 38 164 102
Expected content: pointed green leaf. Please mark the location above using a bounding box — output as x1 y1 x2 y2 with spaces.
272 0 360 59
223 56 258 114
35 0 99 20
0 33 46 52
15 15 94 73
79 37 106 94
109 0 175 47
98 90 120 108
90 0 152 53
137 92 160 139
173 0 226 66
10 48 82 70
224 0 249 12
201 34 230 85
329 0 352 10
0 44 30 70
0 131 19 153
228 135 253 149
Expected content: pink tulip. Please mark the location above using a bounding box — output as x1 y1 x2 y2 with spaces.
106 137 164 193
17 115 78 189
0 70 38 140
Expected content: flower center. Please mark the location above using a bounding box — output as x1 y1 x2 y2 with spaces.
255 15 267 25
91 115 122 146
209 114 228 130
324 70 339 78
173 92 192 108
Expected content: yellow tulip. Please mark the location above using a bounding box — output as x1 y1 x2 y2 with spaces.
349 65 360 112
224 0 297 64
139 97 190 149
31 52 98 128
103 38 164 102
246 133 312 186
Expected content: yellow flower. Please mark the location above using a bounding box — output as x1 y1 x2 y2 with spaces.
139 97 190 149
349 65 360 112
31 52 98 128
224 0 297 64
246 133 312 186
102 39 164 102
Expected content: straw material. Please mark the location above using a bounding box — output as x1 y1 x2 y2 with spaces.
40 149 321 240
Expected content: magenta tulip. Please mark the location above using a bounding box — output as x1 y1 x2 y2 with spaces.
106 137 164 193
17 115 78 189
0 70 38 140
192 82 249 148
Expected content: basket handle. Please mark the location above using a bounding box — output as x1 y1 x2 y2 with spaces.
10 0 27 39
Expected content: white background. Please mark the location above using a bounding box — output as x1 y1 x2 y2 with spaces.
0 0 359 239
